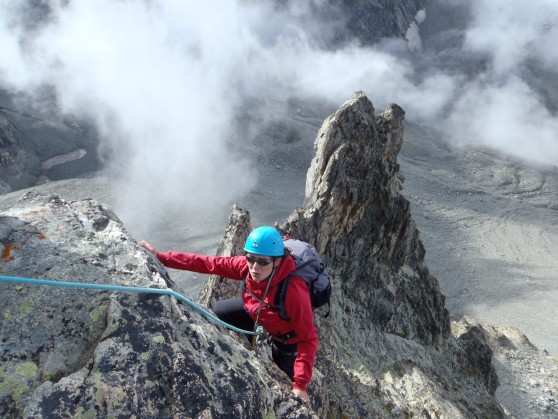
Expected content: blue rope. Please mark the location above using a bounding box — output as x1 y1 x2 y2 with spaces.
0 275 257 336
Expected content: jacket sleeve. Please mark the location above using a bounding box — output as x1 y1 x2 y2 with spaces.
285 277 318 391
156 252 246 280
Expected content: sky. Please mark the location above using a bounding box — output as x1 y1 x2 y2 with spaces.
0 0 556 235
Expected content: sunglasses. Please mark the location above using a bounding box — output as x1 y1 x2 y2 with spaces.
245 255 274 266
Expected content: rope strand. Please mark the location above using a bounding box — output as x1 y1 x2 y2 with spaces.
0 275 258 336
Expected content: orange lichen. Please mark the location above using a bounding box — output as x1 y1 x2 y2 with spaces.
2 243 15 262
36 232 46 240
28 208 47 216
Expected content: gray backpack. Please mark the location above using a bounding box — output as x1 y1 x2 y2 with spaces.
274 238 331 321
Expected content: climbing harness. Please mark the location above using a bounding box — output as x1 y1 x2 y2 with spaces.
0 275 258 336
253 325 270 356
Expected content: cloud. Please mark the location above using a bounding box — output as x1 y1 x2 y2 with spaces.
444 76 558 166
0 0 556 238
443 0 558 167
1 0 263 233
464 0 558 75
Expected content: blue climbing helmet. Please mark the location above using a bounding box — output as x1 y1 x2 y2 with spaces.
244 227 284 257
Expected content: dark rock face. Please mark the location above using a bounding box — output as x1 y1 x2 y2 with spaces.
337 0 428 45
272 0 428 46
452 318 499 395
0 95 100 194
1 93 504 418
0 115 36 194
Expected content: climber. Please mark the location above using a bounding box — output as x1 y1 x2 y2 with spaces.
139 226 317 403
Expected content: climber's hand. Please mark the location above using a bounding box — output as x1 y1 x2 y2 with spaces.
292 388 310 403
139 240 158 255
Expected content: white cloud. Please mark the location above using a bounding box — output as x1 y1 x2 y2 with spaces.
0 0 556 235
464 0 558 75
446 0 558 164
444 76 558 166
0 0 263 232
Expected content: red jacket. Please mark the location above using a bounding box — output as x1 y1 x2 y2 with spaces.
156 251 318 391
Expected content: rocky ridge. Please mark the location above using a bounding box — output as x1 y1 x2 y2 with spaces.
2 92 555 417
454 317 558 418
0 192 312 418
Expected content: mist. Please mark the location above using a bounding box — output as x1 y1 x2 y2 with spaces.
440 0 558 167
1 0 557 238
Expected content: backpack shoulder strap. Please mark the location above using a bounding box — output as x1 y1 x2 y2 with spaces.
274 274 293 321
240 271 247 296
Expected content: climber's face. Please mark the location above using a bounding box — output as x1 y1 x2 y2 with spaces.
246 253 280 282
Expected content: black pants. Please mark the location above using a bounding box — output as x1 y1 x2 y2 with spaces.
213 297 297 380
